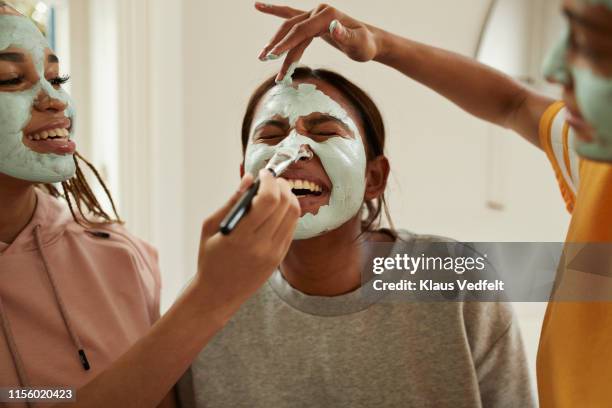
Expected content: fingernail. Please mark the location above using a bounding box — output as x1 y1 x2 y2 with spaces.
255 2 268 8
329 19 344 37
238 173 253 192
258 47 269 61
265 52 280 61
275 72 285 83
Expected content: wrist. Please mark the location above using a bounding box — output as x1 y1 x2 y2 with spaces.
183 276 238 330
372 26 393 63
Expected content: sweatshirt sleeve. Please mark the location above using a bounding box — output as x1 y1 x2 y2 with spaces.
539 101 582 213
475 318 536 408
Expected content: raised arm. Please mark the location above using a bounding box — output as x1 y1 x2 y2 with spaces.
256 2 555 147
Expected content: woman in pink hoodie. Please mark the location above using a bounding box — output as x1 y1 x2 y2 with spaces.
0 4 300 407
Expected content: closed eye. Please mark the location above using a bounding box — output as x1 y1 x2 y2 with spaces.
0 75 24 86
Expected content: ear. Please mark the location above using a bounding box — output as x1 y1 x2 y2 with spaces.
364 155 389 201
240 163 245 178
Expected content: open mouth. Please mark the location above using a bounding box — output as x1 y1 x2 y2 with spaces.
26 127 71 141
287 178 324 197
283 176 331 216
22 122 75 155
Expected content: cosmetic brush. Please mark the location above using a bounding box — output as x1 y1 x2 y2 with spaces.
219 146 310 235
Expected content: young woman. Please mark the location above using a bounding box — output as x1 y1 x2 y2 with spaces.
0 4 300 407
180 67 535 408
253 1 612 406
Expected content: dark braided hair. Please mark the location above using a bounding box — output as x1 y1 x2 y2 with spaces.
42 152 122 227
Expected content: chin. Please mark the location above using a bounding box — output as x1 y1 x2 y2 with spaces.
576 140 612 163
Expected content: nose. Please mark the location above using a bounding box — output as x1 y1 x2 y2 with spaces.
298 144 314 161
33 90 67 113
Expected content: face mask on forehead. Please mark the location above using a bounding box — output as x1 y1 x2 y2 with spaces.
542 1 612 161
0 15 76 182
244 76 367 240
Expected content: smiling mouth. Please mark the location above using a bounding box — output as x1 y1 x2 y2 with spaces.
286 178 324 197
26 127 71 141
22 122 75 155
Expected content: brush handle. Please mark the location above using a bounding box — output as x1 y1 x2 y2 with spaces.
219 176 263 235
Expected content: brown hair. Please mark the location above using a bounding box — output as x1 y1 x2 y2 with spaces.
241 66 392 233
41 152 122 227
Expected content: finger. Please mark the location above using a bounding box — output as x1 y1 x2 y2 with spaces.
267 9 335 58
258 11 310 61
253 178 293 236
271 201 299 257
328 19 361 54
276 38 312 82
254 2 304 18
238 169 281 232
201 173 254 238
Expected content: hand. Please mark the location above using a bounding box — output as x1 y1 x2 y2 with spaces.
195 169 300 321
255 2 384 81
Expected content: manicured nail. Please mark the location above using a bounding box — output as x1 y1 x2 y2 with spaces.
266 52 280 61
258 47 269 61
275 73 284 83
329 19 344 38
255 2 268 8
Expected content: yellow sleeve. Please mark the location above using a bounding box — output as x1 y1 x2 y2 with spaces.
539 101 581 213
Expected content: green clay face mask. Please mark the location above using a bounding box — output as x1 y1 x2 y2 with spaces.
0 15 76 182
542 3 612 161
244 78 367 240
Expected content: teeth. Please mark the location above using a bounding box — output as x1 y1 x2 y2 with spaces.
286 179 323 193
27 127 70 141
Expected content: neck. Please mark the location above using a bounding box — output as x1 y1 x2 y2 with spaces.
0 174 37 244
281 215 391 296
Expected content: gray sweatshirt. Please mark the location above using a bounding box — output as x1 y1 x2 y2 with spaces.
178 232 535 408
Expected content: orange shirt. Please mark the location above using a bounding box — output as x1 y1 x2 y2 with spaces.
537 102 612 407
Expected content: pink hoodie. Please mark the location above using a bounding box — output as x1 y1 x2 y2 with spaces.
0 188 161 396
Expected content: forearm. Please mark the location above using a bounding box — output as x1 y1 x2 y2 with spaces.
372 28 540 133
54 280 230 408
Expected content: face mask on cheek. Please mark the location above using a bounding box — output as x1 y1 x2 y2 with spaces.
244 83 367 240
0 15 76 183
542 12 612 162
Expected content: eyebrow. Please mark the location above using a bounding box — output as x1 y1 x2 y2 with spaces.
0 52 24 62
563 7 612 34
304 114 353 135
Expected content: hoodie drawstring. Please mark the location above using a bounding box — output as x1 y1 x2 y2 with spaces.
33 225 90 371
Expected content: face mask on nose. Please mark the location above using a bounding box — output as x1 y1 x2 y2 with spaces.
244 82 367 240
0 15 76 182
542 8 612 161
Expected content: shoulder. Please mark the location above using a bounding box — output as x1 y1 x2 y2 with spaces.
394 229 517 346
75 222 162 321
